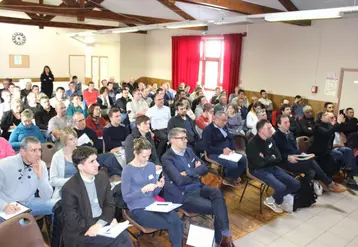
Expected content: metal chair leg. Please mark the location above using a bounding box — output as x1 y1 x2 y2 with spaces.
259 184 266 215
240 179 249 203
137 231 144 247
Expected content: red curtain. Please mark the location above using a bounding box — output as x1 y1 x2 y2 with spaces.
222 33 244 94
172 36 201 91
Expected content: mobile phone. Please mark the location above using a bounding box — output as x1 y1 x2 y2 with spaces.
339 109 345 115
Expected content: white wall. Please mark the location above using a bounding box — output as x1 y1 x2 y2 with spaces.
0 23 120 85
120 18 358 102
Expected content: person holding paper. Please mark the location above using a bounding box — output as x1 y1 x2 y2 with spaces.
162 127 234 247
62 146 133 247
273 115 346 193
121 137 183 247
246 120 301 213
73 112 102 151
202 111 247 188
0 137 56 220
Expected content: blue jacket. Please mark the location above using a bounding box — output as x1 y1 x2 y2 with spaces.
202 123 235 155
9 123 46 149
66 103 88 118
273 129 300 162
161 148 208 203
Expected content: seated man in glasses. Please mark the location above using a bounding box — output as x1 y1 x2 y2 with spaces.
0 137 56 222
162 128 234 247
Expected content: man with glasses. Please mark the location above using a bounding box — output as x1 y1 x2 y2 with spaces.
35 96 56 130
146 93 171 157
0 137 56 222
168 101 201 154
202 111 247 188
73 112 102 151
162 128 234 247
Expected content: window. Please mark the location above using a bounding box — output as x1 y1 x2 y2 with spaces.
198 37 224 91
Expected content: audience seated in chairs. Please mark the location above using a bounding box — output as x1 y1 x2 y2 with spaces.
229 86 239 103
331 116 358 190
66 93 88 117
309 112 346 178
343 107 358 137
106 82 117 104
146 93 171 157
236 97 248 120
273 115 345 192
246 102 263 136
9 109 46 150
202 111 247 188
232 89 249 108
114 86 131 124
180 98 196 120
0 137 56 222
210 87 222 105
47 102 73 142
103 107 129 152
258 89 273 119
126 88 149 128
226 103 244 136
61 146 134 247
141 86 153 106
194 95 208 118
246 120 301 213
83 81 99 106
50 87 68 108
296 105 315 137
86 104 107 138
291 95 305 119
279 104 297 136
50 127 78 200
24 92 40 114
0 89 11 120
73 112 102 151
191 90 204 112
35 96 56 130
1 98 23 139
65 81 76 98
168 101 202 154
0 137 15 159
196 103 214 132
97 86 113 116
214 93 228 115
162 128 234 247
121 137 183 247
123 115 161 166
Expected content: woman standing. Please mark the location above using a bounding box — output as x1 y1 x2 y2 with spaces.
40 65 55 98
50 127 78 199
121 138 183 247
86 103 107 138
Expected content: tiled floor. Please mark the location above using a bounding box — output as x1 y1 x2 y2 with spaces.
234 191 358 247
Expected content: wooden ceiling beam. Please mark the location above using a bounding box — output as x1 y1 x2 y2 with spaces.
157 0 195 20
278 0 299 12
0 15 120 30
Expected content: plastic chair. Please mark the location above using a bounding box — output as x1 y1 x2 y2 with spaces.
296 136 310 153
122 209 159 247
239 159 269 214
41 142 57 169
0 213 46 247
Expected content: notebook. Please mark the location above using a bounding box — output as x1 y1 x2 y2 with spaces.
145 202 182 213
219 152 243 162
97 220 131 239
0 202 31 221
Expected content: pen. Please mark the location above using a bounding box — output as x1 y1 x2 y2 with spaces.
105 224 116 233
157 203 169 206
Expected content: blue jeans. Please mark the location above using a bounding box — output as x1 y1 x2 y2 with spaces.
181 186 229 244
251 166 301 204
130 208 183 247
209 154 246 180
331 147 357 176
25 197 58 216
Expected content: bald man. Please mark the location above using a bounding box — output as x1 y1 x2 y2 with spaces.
47 102 73 140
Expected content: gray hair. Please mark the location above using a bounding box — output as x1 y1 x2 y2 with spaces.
214 111 227 118
21 109 34 121
303 105 312 113
72 112 84 121
20 137 40 151
168 127 187 141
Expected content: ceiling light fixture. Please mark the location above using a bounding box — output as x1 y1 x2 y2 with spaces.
112 27 139 34
166 20 208 29
265 9 342 22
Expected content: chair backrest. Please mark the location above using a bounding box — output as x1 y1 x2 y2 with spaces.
0 213 46 247
122 209 157 234
271 111 277 127
296 136 310 153
41 142 57 168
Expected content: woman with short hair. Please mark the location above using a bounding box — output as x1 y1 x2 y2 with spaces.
86 103 107 138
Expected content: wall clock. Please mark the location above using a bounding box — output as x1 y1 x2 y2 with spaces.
12 32 26 45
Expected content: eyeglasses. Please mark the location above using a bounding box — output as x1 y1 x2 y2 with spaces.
173 136 187 141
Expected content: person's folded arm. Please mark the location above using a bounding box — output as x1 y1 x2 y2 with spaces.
162 156 195 186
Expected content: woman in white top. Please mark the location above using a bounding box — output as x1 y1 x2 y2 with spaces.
246 102 263 136
50 127 78 199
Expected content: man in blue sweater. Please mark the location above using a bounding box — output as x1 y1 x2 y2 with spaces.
202 111 246 188
273 115 346 193
162 128 234 247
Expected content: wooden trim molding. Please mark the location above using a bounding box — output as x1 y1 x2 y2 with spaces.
0 77 70 83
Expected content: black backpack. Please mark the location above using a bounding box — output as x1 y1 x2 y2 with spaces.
293 180 317 211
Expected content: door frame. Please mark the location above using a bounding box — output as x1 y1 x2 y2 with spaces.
337 68 358 112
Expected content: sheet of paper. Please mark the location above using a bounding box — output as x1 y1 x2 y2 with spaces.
0 202 31 220
98 221 131 239
186 224 215 247
110 180 121 191
145 202 182 213
219 152 243 162
77 133 91 146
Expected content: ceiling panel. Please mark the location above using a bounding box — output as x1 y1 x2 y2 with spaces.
242 0 287 11
102 0 184 20
291 0 356 10
175 2 242 20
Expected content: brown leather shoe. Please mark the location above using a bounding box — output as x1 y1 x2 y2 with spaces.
220 236 235 247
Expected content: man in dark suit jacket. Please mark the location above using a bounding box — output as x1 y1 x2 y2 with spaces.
73 112 102 152
62 146 133 247
168 101 202 153
161 127 234 247
202 111 246 188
